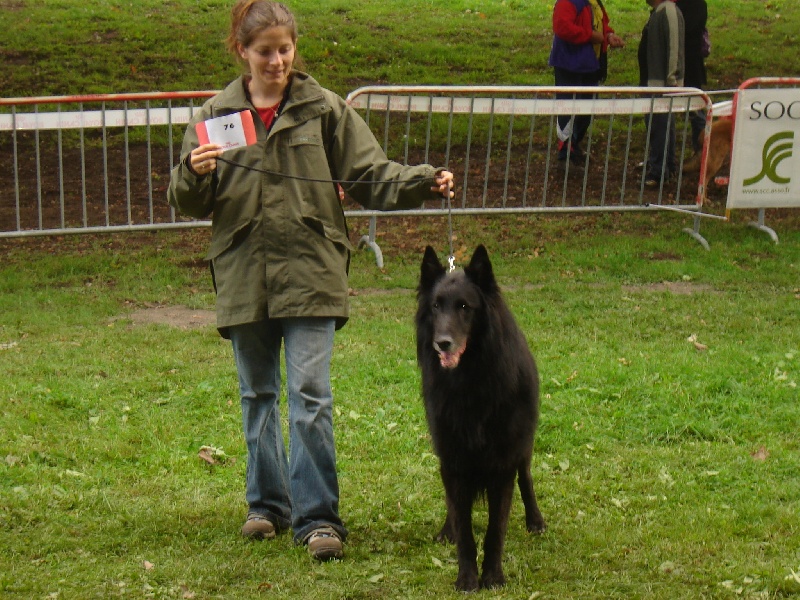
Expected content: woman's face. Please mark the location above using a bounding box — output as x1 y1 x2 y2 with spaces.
239 25 295 94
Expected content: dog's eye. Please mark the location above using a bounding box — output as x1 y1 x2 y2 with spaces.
460 303 469 310
432 302 440 310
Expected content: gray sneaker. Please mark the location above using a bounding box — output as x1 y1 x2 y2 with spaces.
304 526 343 560
241 513 276 540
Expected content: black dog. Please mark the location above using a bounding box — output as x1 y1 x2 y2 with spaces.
415 245 546 591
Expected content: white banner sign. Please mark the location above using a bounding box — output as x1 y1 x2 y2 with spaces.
348 94 704 117
727 88 800 209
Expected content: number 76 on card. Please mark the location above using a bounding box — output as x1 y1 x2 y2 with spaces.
196 110 257 152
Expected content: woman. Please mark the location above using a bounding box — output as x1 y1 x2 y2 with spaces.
548 0 625 165
168 0 454 561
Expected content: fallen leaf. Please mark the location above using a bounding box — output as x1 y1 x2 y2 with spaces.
198 447 217 465
751 446 769 461
660 561 680 574
368 573 385 583
143 560 154 570
198 445 229 465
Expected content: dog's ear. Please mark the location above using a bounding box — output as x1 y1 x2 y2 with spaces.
465 244 499 294
419 246 445 293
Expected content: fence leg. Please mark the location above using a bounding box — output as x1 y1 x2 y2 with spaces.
358 216 384 268
747 208 779 244
682 214 710 251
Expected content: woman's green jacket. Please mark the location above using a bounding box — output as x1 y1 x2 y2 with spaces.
168 72 441 335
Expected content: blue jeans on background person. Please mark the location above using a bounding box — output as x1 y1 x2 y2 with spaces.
554 66 601 162
646 111 676 182
229 317 347 544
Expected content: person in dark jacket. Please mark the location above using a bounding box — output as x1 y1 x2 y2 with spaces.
642 0 685 187
548 0 624 165
676 0 708 151
168 0 454 562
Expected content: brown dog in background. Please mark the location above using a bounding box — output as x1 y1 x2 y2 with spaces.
683 118 733 204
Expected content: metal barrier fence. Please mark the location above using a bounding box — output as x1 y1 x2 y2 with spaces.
0 91 215 237
0 86 711 258
345 85 711 262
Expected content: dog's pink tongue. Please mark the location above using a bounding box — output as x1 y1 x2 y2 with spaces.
439 352 461 369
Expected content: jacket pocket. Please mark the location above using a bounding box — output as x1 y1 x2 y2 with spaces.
301 213 355 251
204 218 255 260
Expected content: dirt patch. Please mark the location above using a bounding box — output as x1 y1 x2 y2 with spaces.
123 305 215 329
623 281 715 295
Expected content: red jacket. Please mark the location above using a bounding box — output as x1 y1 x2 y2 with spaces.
549 0 615 73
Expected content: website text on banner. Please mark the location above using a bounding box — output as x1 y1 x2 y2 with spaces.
727 87 800 211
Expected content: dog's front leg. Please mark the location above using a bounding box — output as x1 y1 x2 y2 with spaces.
442 472 479 591
518 464 546 533
480 477 515 588
435 505 456 544
453 502 479 591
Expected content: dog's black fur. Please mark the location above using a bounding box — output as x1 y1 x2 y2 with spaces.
415 245 546 591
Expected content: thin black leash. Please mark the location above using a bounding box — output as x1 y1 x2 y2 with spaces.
215 156 431 187
215 155 458 270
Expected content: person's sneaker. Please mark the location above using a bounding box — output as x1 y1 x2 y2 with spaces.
569 148 587 166
241 513 276 540
305 526 343 560
557 142 586 167
644 177 660 189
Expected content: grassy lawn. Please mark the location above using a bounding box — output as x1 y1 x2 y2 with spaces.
2 0 800 598
2 0 799 97
2 212 799 598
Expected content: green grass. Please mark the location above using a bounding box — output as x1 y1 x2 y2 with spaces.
2 213 800 599
2 0 799 98
2 0 800 597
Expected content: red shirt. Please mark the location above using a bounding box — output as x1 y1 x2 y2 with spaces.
256 102 281 130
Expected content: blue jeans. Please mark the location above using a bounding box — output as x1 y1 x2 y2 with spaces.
229 317 347 544
646 111 676 181
554 66 602 155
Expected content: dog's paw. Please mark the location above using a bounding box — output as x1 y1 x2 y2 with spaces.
480 569 506 589
435 525 456 544
526 516 547 534
455 571 480 592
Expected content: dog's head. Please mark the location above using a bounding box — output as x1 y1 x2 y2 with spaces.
417 245 499 369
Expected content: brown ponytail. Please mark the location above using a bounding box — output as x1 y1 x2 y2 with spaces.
225 0 298 58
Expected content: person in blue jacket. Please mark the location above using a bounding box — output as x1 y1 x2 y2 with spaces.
549 0 624 165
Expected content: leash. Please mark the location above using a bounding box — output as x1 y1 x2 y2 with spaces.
215 156 431 187
445 187 456 272
216 155 458 269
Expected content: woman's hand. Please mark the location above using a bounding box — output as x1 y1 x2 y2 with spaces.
433 170 455 199
607 33 625 49
189 144 223 176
